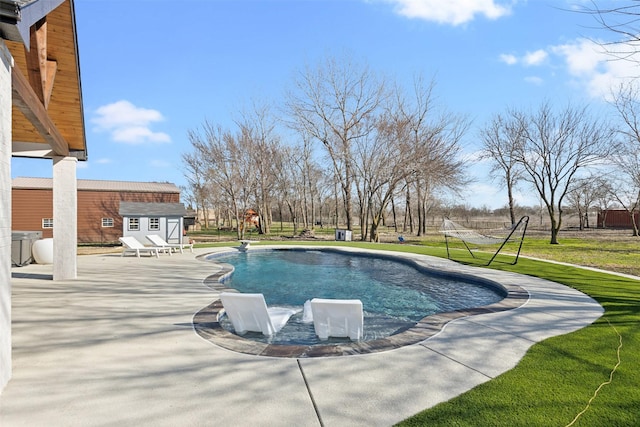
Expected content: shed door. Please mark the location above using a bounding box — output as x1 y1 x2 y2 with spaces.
166 218 181 243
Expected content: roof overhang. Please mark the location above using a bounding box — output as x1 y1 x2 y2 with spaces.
2 0 87 161
0 1 64 47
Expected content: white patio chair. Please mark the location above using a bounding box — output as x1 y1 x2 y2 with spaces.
310 298 364 340
146 234 194 254
220 292 299 336
119 236 166 258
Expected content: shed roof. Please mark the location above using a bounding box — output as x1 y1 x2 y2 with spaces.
119 202 187 217
12 177 181 193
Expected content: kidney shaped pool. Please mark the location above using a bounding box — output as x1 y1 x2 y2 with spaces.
205 248 506 346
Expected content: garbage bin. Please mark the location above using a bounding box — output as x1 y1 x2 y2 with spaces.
11 231 42 267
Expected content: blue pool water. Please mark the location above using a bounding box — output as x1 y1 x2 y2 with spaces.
211 249 504 345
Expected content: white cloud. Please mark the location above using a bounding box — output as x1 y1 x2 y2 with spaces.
552 39 604 76
499 53 517 65
523 49 548 66
498 49 549 67
112 126 170 144
552 38 637 99
388 0 512 26
96 158 111 164
91 100 171 144
500 37 640 100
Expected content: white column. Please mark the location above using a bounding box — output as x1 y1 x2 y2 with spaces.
0 40 14 392
53 156 77 280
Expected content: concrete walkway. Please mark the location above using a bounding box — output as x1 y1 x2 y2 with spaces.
1 246 603 426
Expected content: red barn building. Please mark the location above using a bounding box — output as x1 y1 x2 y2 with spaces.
12 177 181 243
597 209 640 229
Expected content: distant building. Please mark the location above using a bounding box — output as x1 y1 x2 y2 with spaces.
12 177 182 244
597 209 640 229
120 201 187 244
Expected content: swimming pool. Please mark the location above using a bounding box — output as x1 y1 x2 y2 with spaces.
205 248 506 346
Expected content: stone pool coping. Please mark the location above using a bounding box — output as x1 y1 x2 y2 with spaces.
193 246 530 357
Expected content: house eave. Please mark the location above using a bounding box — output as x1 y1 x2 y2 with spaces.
0 0 64 48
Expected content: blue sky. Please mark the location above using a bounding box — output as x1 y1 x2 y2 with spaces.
11 0 635 209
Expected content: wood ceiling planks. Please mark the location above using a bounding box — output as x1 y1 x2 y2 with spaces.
7 0 86 154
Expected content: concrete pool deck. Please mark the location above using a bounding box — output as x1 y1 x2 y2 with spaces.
1 246 603 426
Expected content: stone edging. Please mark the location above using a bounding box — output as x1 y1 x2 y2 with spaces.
192 246 529 358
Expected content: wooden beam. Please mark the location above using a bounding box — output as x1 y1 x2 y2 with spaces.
25 19 45 104
11 62 69 156
25 18 57 109
44 59 58 108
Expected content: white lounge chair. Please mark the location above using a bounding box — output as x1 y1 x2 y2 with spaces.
310 298 364 341
119 236 165 258
219 292 299 336
146 234 194 254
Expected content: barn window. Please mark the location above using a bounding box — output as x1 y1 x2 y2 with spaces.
42 218 53 229
149 218 160 231
102 218 114 228
128 218 139 231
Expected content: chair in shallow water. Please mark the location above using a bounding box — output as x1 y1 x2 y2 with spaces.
310 298 364 341
219 292 299 336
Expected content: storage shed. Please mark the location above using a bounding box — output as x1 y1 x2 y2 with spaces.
120 202 188 244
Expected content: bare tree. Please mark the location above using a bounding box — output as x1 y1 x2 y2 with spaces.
352 111 413 242
513 102 615 244
581 1 640 64
181 151 211 228
479 111 524 226
609 176 640 235
186 122 253 240
235 102 282 235
594 177 617 228
609 82 640 236
285 54 387 232
566 174 609 230
396 77 470 236
290 134 325 231
275 145 305 236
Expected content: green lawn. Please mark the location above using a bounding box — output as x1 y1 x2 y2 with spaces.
193 234 639 426
393 251 640 426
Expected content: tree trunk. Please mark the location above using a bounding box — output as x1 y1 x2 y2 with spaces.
286 200 298 236
405 186 413 234
549 208 561 244
416 182 424 237
578 206 584 231
344 163 353 231
370 219 380 243
391 198 398 233
334 181 340 228
310 189 316 230
630 211 639 237
506 177 516 226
